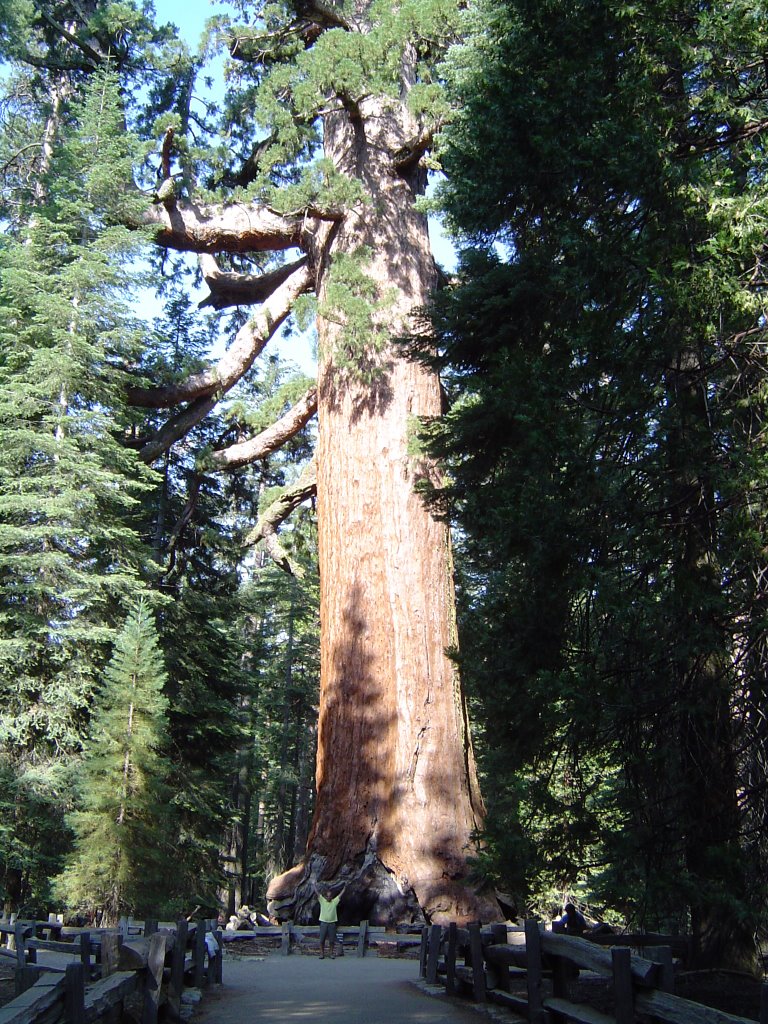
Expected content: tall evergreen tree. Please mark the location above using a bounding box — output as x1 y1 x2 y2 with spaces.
0 67 157 912
415 0 768 966
55 599 171 924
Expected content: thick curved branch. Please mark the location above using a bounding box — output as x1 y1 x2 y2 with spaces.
245 459 317 576
139 394 219 465
211 386 318 470
139 198 305 254
392 123 440 176
128 261 313 409
198 254 308 310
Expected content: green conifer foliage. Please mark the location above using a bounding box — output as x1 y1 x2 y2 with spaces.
417 0 768 966
0 68 156 913
55 599 171 923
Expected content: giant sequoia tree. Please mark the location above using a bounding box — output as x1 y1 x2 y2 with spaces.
129 0 493 925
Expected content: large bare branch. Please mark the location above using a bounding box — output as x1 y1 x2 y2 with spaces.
198 254 308 310
244 459 317 576
128 261 313 409
211 386 318 470
140 198 305 254
139 394 219 464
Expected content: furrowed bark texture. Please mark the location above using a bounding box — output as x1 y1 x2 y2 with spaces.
267 93 495 926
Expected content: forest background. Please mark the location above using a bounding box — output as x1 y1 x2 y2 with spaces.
1 0 768 976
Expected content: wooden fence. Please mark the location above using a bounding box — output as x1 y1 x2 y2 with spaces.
420 920 768 1024
0 916 222 1024
221 920 419 957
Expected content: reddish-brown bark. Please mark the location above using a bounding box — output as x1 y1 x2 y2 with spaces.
266 96 497 925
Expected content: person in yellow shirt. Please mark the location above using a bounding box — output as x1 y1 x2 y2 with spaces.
313 880 347 959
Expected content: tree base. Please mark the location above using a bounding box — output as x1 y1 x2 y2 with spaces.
266 851 498 926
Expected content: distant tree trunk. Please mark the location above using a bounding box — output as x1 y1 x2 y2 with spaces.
667 346 754 970
268 95 496 925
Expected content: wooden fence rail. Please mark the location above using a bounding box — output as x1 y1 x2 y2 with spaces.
420 920 768 1024
0 916 222 1024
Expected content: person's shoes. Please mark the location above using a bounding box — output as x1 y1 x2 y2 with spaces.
331 954 336 959
319 954 324 959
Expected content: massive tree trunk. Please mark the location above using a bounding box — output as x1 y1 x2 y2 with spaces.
267 95 496 925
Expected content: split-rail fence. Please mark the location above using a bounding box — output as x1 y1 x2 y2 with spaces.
0 915 222 1024
420 920 768 1024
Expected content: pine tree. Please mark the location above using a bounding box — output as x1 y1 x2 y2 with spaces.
55 599 171 924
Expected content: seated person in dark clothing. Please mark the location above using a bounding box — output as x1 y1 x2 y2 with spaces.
552 903 588 936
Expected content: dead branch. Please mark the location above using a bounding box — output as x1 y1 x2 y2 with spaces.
198 254 308 310
139 198 305 254
127 261 313 409
211 386 318 470
244 459 317 575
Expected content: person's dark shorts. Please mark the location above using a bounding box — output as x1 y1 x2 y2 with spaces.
319 921 337 945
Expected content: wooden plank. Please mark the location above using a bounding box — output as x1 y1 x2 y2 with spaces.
545 996 616 1024
83 971 140 1023
0 972 67 1024
142 932 166 1024
468 923 486 1003
65 962 86 1024
541 931 658 986
426 925 442 985
484 944 528 970
356 920 368 958
488 989 531 1015
28 938 83 954
119 938 150 970
612 946 633 1024
445 922 458 996
636 987 761 1024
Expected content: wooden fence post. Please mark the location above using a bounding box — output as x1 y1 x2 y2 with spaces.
168 919 188 1021
524 919 546 1024
13 923 26 970
467 922 486 1003
356 920 369 957
79 931 91 973
645 945 674 994
445 922 458 995
489 923 510 991
426 924 442 985
65 962 86 1024
102 931 120 979
194 921 206 988
419 927 428 978
14 966 40 997
144 919 158 937
760 981 768 1024
612 946 634 1024
213 929 224 984
281 921 291 956
142 932 167 1024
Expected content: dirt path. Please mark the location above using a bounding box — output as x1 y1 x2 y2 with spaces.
193 952 485 1024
